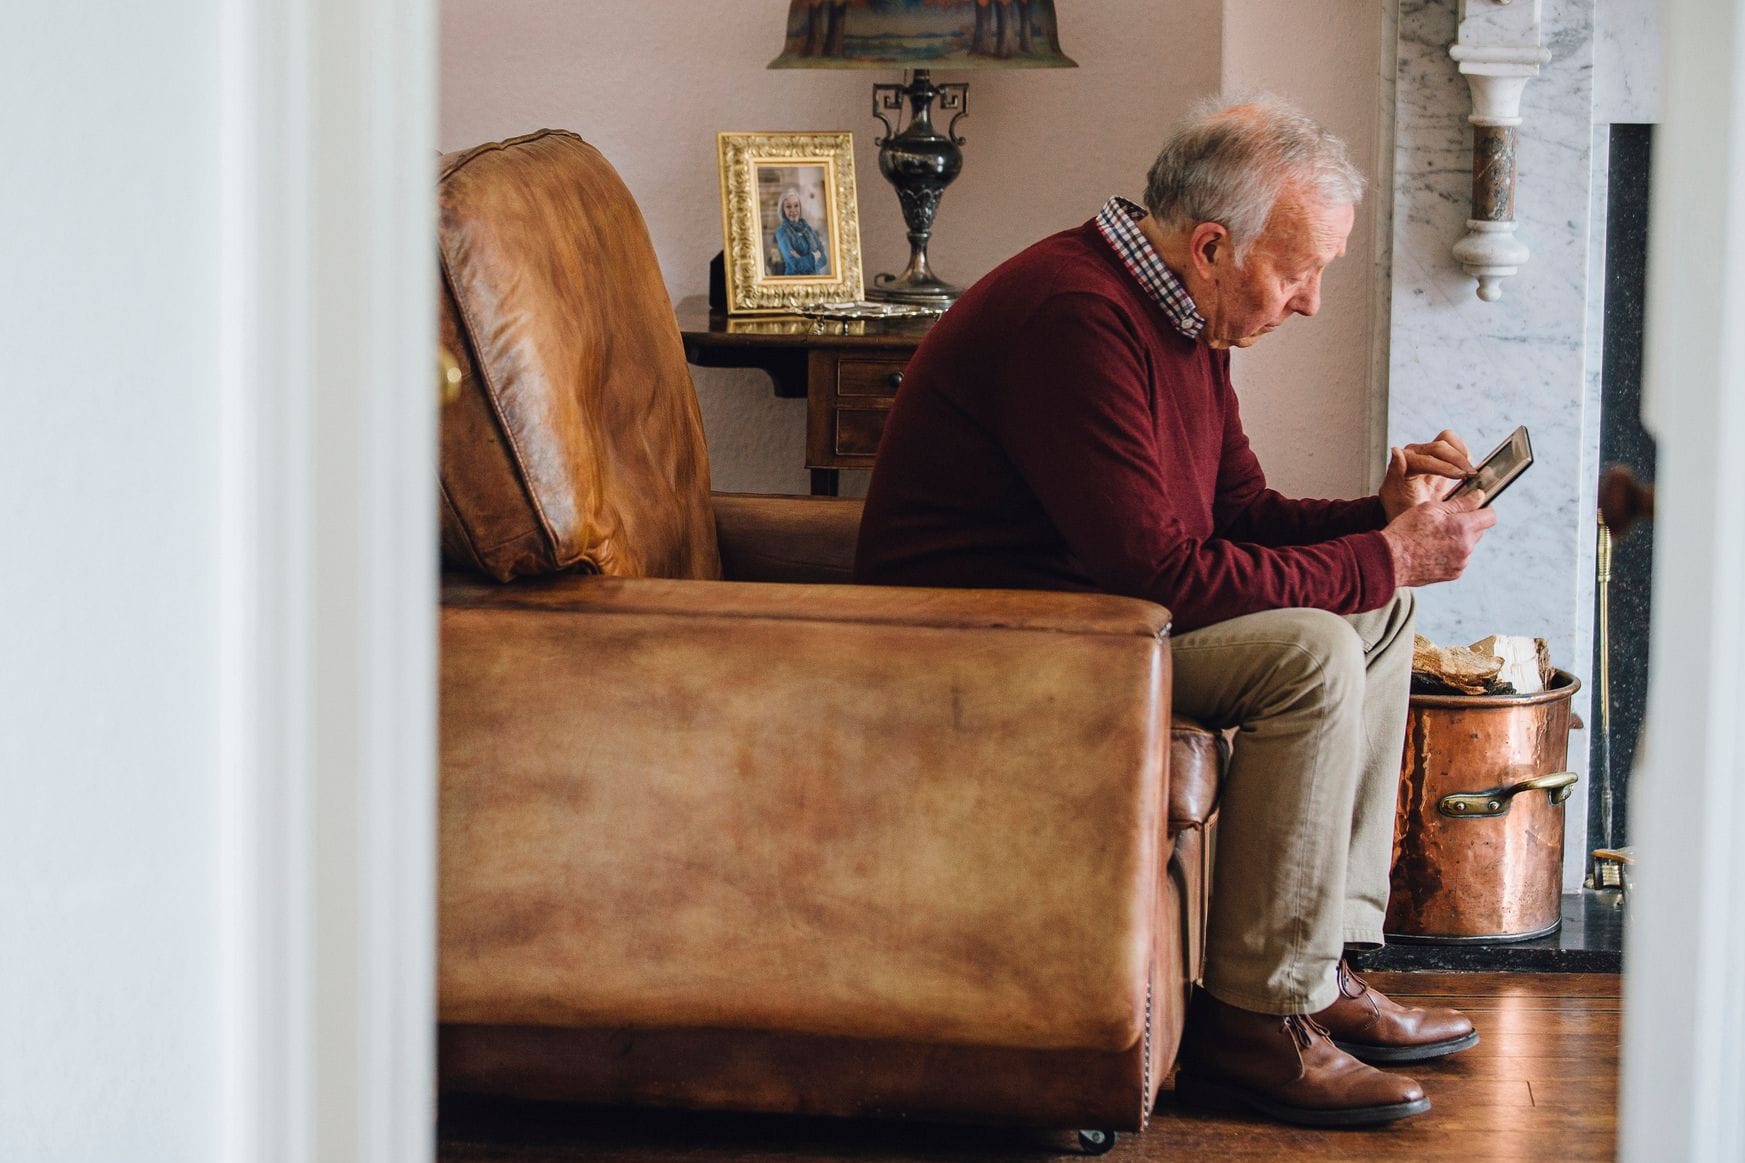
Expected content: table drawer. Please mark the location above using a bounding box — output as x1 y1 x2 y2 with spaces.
834 357 909 398
680 303 933 494
806 347 915 475
833 405 891 458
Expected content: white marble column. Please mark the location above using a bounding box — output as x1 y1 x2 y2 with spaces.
1594 0 1662 124
1387 0 1599 889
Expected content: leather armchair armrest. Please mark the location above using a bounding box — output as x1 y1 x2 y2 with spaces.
441 572 1172 637
441 574 1173 1055
712 492 863 583
1167 716 1227 833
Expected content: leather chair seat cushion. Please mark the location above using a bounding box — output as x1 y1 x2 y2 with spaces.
438 129 719 582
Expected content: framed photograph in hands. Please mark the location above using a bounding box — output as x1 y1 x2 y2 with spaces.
1447 425 1533 508
718 131 863 313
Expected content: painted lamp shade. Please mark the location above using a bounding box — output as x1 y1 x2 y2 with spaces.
769 0 1076 70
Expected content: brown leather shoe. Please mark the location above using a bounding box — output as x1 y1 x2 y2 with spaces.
1312 959 1479 1063
1173 987 1430 1127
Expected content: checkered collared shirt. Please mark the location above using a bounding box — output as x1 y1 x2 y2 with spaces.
1094 196 1205 341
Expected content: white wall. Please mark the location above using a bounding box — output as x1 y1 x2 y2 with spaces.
440 0 1383 501
0 5 224 1161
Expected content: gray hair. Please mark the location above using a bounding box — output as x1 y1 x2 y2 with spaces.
1143 93 1364 263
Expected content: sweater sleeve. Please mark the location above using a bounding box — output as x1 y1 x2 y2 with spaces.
990 292 1396 632
1209 358 1391 545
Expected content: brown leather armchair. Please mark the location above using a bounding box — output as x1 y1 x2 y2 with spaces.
435 129 1224 1145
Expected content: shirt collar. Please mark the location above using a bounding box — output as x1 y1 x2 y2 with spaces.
1094 196 1205 341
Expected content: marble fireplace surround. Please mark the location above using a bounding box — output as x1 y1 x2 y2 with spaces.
1383 0 1660 890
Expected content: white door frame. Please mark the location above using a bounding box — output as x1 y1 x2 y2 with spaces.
218 0 437 1159
1619 0 1745 1159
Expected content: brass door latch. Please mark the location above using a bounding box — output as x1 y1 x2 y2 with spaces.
439 349 463 405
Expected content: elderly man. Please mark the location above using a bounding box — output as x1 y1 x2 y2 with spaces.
854 96 1496 1127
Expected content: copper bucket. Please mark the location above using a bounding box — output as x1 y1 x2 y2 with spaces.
1385 670 1582 943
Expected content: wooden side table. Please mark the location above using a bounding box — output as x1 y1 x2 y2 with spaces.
676 299 937 496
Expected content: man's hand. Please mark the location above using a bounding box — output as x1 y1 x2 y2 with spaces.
1380 430 1476 520
1380 491 1498 587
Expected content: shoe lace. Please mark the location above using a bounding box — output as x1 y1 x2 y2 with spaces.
1282 1013 1331 1051
1338 960 1371 1001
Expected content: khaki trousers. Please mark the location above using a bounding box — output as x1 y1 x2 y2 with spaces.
1171 590 1415 1014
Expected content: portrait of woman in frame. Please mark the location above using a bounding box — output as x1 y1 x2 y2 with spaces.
760 168 832 279
718 131 863 313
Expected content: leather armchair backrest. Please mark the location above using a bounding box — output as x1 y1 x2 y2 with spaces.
438 129 721 582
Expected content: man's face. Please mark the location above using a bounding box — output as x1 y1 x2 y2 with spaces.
1199 196 1354 350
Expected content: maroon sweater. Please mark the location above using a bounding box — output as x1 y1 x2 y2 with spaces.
853 221 1396 633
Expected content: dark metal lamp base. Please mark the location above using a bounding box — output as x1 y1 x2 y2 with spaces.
870 69 968 309
869 271 962 305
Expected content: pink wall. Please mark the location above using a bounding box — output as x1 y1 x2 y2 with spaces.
1222 0 1390 497
441 0 1383 498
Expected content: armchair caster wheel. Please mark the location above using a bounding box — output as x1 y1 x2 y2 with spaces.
1077 1128 1117 1155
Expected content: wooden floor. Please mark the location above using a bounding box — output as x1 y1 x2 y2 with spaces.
438 972 1621 1163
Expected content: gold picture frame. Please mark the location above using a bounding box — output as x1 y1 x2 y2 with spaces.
717 131 863 313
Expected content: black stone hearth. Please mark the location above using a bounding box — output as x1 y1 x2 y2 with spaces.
1351 890 1624 973
1590 123 1656 867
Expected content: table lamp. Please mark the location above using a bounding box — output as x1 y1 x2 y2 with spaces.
770 0 1075 306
